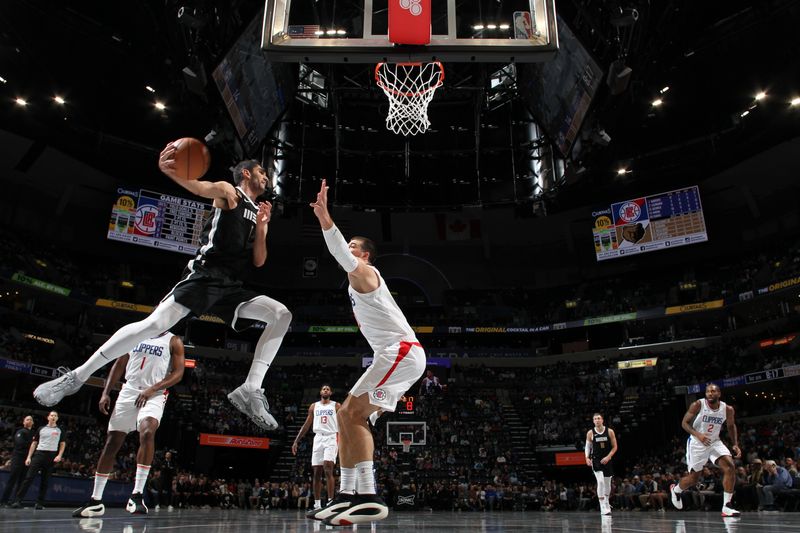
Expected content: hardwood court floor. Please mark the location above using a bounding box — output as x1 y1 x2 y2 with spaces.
0 507 797 532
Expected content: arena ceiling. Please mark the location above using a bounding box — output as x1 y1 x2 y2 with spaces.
1 0 799 212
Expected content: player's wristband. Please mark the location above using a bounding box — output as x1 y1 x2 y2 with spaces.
323 225 358 273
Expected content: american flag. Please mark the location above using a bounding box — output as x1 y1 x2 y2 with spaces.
288 25 321 39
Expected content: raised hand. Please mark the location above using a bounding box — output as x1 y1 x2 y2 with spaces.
309 179 333 229
158 142 180 179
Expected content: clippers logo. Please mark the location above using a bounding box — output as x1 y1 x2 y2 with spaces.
399 0 423 16
373 389 387 401
135 205 159 234
617 201 642 223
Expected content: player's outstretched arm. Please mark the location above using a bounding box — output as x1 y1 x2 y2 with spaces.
726 405 741 458
309 179 378 287
99 355 129 415
135 336 186 408
158 142 238 208
292 404 315 456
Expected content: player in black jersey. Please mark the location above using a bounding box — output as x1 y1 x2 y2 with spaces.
33 144 292 431
585 413 617 516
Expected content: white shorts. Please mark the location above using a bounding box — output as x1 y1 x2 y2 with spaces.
685 438 731 472
350 340 426 411
108 385 168 434
312 433 338 466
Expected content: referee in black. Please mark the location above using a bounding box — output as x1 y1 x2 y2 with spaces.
0 415 34 506
10 411 66 509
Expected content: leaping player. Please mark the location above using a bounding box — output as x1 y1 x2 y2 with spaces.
670 383 741 517
33 147 292 431
307 179 426 525
73 332 185 517
292 384 340 512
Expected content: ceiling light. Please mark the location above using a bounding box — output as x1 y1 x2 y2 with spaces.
651 98 663 107
755 91 766 101
487 24 497 30
660 86 669 94
790 97 800 107
0 76 6 84
145 85 155 93
325 29 336 35
154 101 166 111
740 110 749 117
314 30 324 36
617 168 629 175
336 29 346 35
53 96 65 105
14 97 27 107
499 24 510 30
473 24 485 30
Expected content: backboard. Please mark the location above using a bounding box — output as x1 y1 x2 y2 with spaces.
262 0 558 63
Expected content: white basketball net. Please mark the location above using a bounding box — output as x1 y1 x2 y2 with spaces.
375 61 444 136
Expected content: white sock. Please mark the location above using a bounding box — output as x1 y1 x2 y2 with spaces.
723 491 733 507
237 297 291 389
604 477 613 498
314 499 321 508
133 464 151 494
74 298 188 382
340 467 356 494
355 461 375 495
673 484 683 493
92 473 110 500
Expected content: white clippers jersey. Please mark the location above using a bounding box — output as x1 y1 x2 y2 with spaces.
690 399 727 444
312 401 338 436
125 333 174 390
348 267 416 352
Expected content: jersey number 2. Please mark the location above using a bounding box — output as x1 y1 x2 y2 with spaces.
707 424 714 433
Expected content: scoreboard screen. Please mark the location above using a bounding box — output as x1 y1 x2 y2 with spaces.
397 395 416 415
107 187 211 256
592 185 708 261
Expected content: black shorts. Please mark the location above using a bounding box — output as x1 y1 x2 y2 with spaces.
592 459 613 476
163 262 261 331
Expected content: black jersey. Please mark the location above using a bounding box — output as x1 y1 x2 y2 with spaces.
194 187 259 274
12 427 33 458
591 427 612 460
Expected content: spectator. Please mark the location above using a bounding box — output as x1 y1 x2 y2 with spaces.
759 459 794 511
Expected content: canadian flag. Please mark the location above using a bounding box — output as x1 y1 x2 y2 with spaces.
435 213 481 241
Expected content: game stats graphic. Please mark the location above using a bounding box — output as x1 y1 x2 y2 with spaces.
108 188 211 255
592 185 708 261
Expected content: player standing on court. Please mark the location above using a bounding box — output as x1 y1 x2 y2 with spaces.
73 332 185 517
670 383 741 516
307 179 426 525
34 144 291 431
292 384 340 512
585 413 617 516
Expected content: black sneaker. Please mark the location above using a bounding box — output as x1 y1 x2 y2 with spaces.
321 494 389 526
306 493 356 521
125 493 148 515
9 501 21 509
34 503 45 510
73 498 105 518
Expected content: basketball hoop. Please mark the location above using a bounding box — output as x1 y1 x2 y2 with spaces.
401 437 413 453
375 61 444 136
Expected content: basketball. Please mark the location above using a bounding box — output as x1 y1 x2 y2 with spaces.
172 137 210 180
